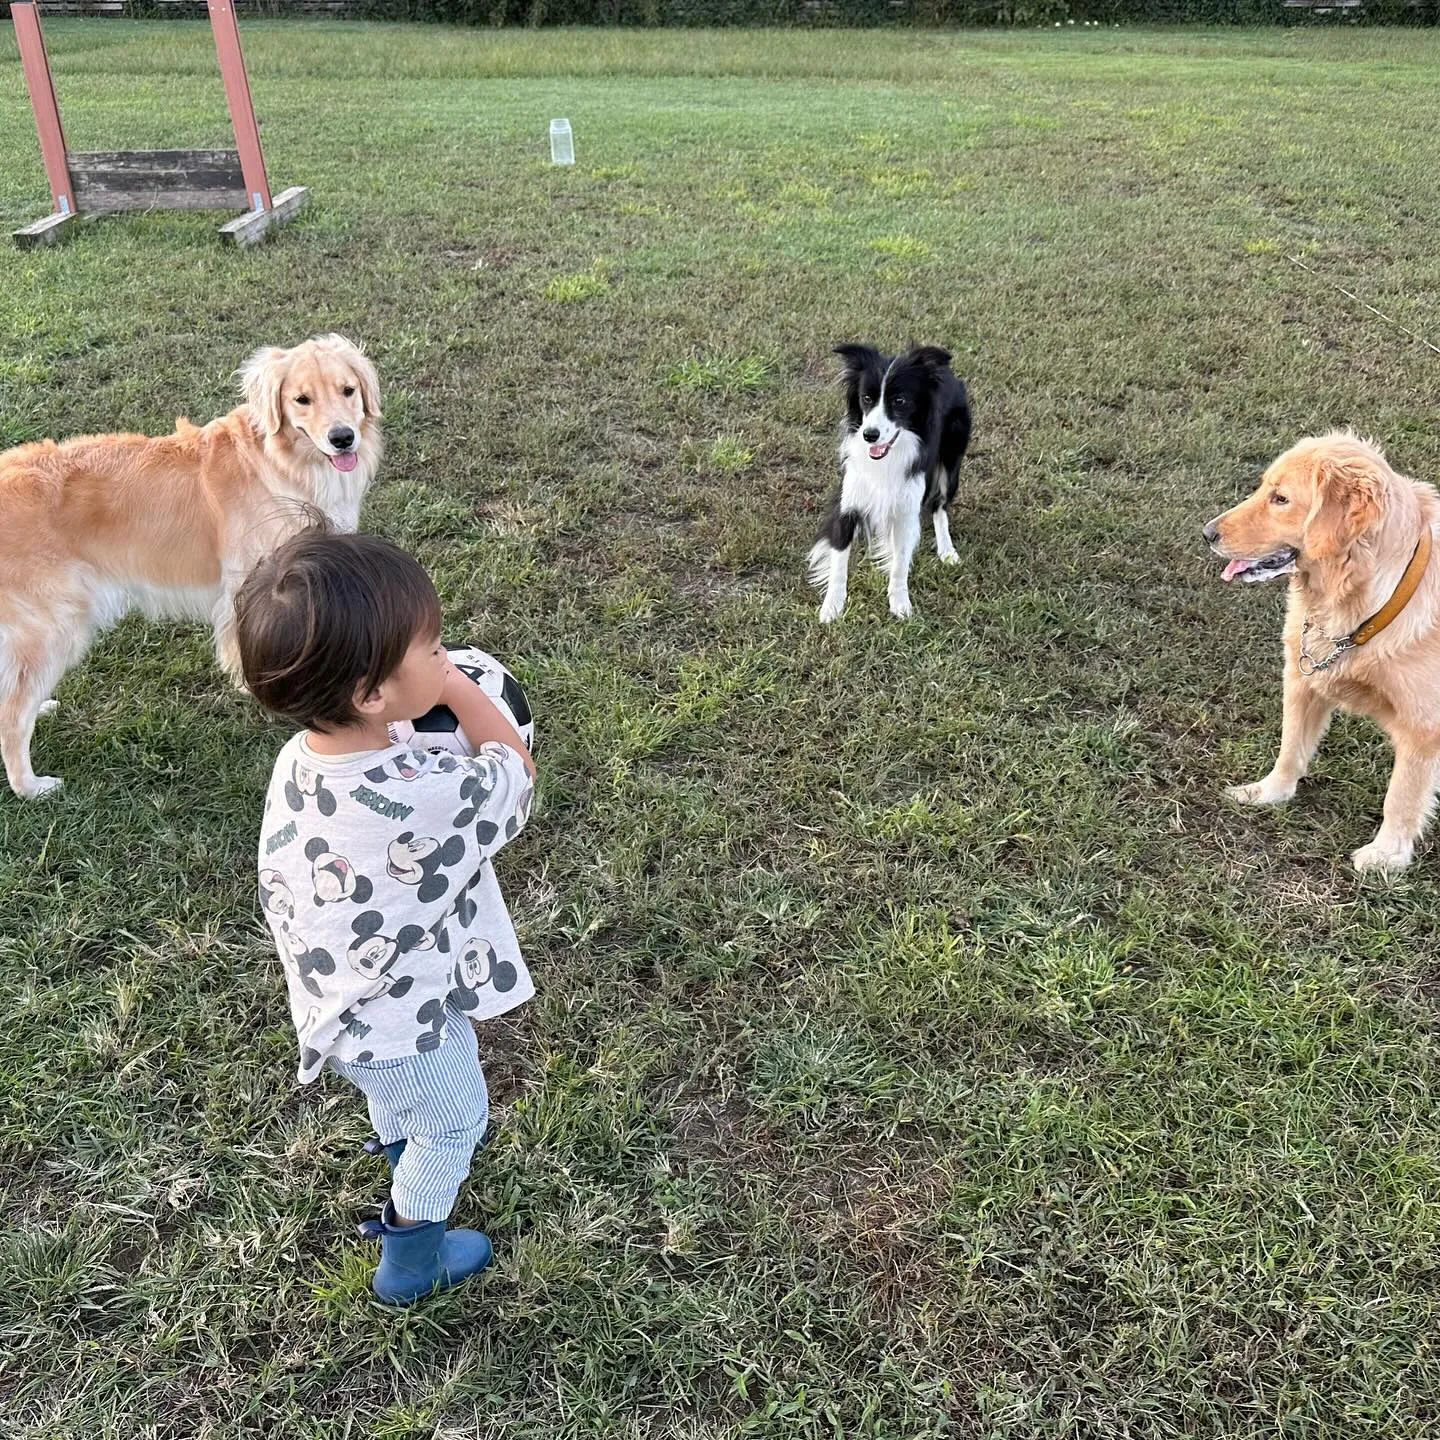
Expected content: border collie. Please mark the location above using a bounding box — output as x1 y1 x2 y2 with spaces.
807 343 971 622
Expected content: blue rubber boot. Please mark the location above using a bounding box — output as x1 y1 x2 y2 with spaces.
363 1201 493 1306
362 1136 407 1173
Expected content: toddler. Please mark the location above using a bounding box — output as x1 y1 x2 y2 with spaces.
236 530 537 1306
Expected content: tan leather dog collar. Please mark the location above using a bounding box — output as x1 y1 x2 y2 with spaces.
1352 524 1433 647
1300 524 1433 674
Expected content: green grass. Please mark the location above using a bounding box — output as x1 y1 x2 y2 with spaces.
667 354 777 393
544 260 613 301
709 434 755 472
4 19 1440 1439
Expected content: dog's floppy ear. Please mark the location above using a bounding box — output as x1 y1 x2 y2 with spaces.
904 345 952 371
1303 446 1384 561
238 345 288 435
833 343 881 380
352 345 381 420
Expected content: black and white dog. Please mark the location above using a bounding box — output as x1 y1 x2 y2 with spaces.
808 344 971 622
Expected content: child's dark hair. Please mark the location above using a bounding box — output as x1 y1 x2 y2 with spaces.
235 528 442 731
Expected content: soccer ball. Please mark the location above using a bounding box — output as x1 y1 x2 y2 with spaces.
388 645 535 756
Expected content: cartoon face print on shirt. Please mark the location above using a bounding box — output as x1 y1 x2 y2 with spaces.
303 838 374 906
449 936 518 1011
386 832 466 904
285 760 337 816
348 910 429 979
259 869 295 923
365 752 426 785
277 928 336 997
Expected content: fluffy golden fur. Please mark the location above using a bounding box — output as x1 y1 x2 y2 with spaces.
0 333 382 798
1205 430 1440 871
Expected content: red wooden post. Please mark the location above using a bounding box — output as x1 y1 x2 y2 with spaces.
12 1 76 217
207 0 271 213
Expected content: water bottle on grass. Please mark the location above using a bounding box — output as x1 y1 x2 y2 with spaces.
550 119 574 165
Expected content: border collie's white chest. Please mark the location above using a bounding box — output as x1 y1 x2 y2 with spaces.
838 430 923 514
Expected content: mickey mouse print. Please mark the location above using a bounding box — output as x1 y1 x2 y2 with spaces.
256 733 535 1082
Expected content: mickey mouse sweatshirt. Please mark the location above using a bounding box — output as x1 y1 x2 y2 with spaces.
256 733 535 1082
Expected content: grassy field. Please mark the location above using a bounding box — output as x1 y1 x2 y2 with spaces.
4 19 1440 1438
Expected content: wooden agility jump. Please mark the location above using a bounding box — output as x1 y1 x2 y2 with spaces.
11 0 308 249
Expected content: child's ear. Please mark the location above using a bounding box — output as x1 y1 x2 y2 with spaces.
354 678 386 716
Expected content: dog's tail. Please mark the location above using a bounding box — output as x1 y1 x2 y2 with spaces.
806 539 834 590
864 530 896 574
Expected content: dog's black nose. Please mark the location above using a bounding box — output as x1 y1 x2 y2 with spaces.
1202 519 1220 545
862 427 879 443
328 425 355 451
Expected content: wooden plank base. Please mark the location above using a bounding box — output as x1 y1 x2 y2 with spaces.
218 185 309 248
10 185 307 250
12 210 76 249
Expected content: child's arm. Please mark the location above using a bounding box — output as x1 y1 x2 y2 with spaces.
440 660 537 782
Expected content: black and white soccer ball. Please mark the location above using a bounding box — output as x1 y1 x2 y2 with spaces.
389 645 535 756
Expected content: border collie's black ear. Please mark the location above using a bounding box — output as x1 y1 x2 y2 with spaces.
833 343 881 378
905 345 952 371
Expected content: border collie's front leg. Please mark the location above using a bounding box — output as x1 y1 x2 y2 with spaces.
808 500 859 624
928 466 960 565
886 507 921 619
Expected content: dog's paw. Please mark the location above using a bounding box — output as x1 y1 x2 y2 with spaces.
889 594 913 620
818 597 845 624
1225 776 1294 807
17 775 63 799
38 700 59 718
1352 837 1414 874
937 547 961 567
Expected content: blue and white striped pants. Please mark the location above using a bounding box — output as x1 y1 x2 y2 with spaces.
331 1004 489 1223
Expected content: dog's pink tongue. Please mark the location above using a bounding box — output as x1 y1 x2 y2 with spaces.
1221 558 1250 583
868 443 887 460
331 451 359 473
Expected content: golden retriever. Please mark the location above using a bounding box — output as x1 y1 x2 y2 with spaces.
0 333 382 798
1204 430 1440 871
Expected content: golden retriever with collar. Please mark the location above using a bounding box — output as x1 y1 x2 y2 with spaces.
1204 430 1440 872
0 333 381 798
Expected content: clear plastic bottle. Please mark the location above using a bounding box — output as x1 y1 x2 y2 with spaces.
549 119 574 166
